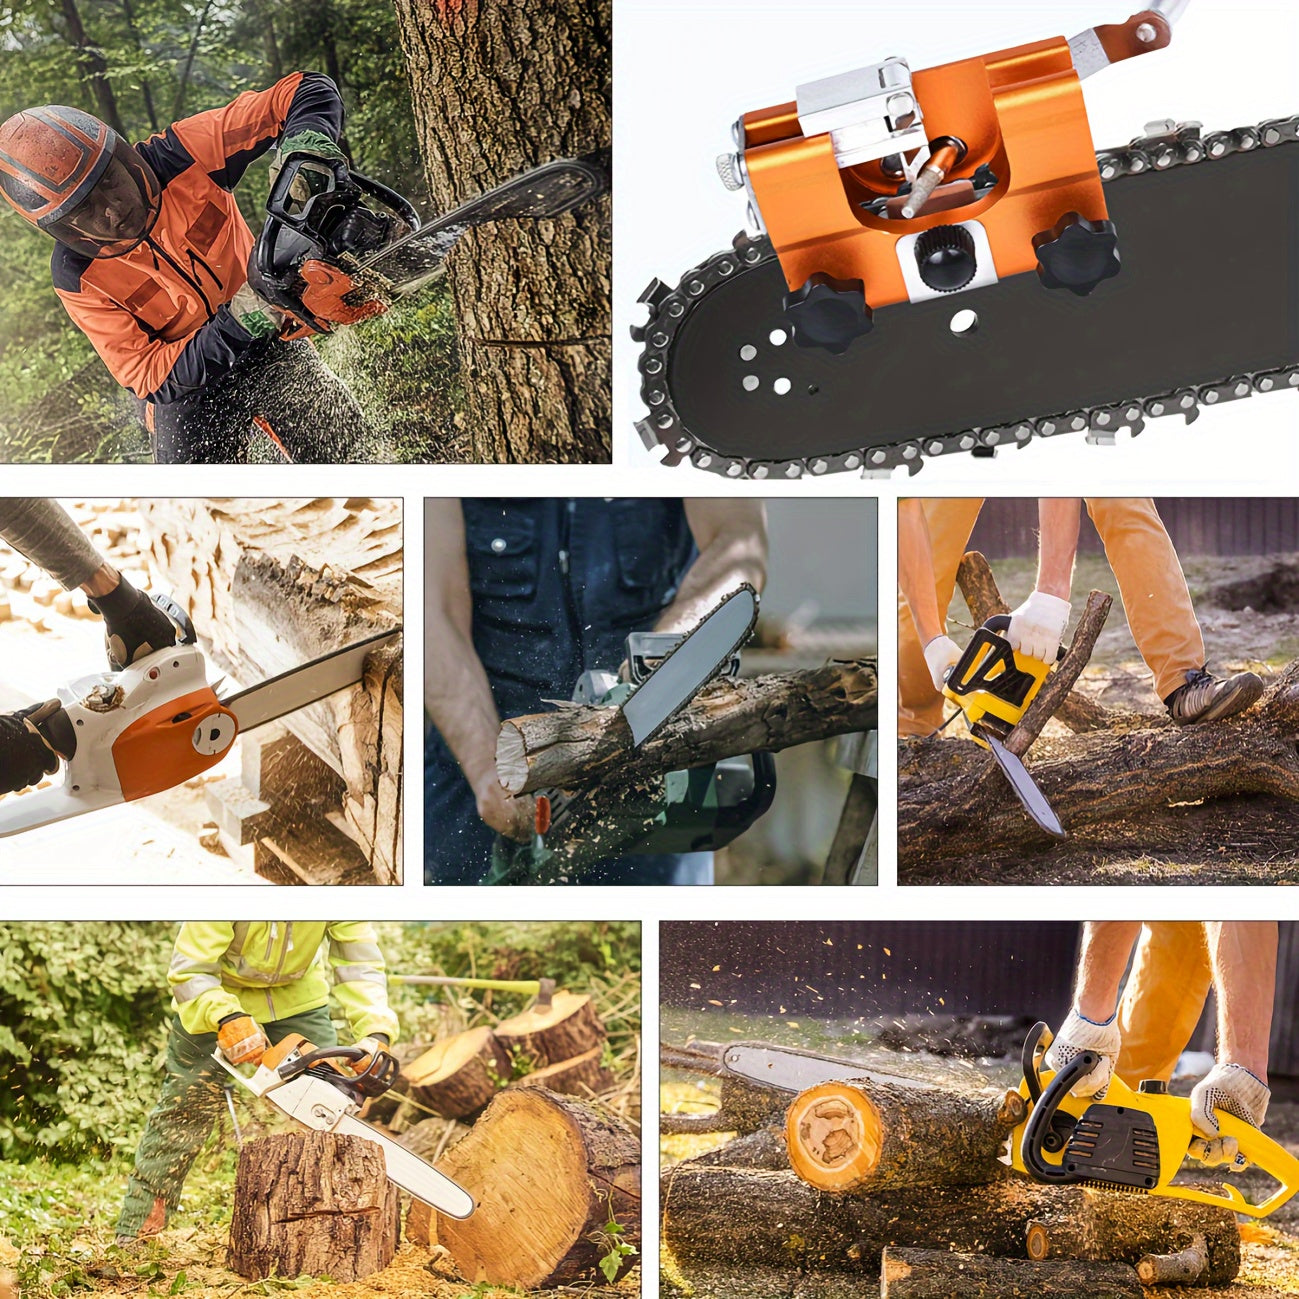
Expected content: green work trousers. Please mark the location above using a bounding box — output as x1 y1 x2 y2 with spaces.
115 1004 336 1236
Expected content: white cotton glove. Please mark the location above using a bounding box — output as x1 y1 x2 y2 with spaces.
1043 1008 1121 1098
1188 1063 1270 1170
1007 591 1072 663
923 635 962 692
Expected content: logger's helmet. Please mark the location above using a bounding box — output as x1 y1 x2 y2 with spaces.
0 106 160 258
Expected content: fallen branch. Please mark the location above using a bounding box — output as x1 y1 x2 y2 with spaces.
497 659 877 795
880 1247 1143 1297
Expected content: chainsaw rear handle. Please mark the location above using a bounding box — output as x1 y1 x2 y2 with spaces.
277 1044 399 1098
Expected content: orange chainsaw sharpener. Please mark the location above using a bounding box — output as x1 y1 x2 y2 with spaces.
741 33 1127 308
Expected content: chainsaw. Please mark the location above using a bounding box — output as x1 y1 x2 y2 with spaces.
1006 1021 1299 1218
633 2 1299 479
486 584 773 883
214 1033 475 1219
255 152 608 337
942 614 1065 839
0 595 399 838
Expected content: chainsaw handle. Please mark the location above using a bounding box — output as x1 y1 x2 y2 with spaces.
981 614 1067 663
1020 1042 1101 1183
277 1045 399 1098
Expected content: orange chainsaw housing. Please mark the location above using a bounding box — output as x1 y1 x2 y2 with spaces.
280 258 391 338
110 686 237 803
742 35 1114 308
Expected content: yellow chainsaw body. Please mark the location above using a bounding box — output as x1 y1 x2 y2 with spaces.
942 618 1052 746
1010 1066 1299 1217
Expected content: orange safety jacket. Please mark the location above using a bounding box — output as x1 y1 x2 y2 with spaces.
51 72 342 405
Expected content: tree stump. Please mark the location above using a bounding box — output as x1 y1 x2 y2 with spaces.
493 990 605 1067
404 1026 510 1121
516 1044 615 1097
785 1078 1025 1193
407 1087 639 1287
227 1130 399 1281
880 1247 1143 1296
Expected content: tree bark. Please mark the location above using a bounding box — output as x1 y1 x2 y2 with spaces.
785 1079 1025 1193
880 1247 1143 1297
227 1131 399 1281
1137 1234 1209 1285
406 1088 639 1288
59 0 127 137
498 659 878 795
660 1162 1236 1274
136 498 403 881
493 989 605 1067
403 1025 510 1120
392 1 611 463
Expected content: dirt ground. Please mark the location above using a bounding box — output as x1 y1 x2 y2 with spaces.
903 551 1299 885
0 502 262 883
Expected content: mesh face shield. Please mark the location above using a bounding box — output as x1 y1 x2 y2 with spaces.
41 134 161 259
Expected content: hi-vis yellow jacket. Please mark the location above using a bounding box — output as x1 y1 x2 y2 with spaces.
167 922 399 1041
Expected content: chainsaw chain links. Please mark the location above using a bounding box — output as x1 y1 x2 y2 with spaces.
634 116 1299 478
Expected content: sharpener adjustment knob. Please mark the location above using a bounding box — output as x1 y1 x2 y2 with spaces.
782 273 874 355
915 224 977 292
1034 212 1122 297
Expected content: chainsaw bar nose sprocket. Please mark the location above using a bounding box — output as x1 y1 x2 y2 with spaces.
634 118 1299 479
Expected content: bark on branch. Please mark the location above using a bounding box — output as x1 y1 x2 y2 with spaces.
497 659 877 795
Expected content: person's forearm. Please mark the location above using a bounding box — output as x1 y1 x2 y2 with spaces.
0 499 104 590
898 499 946 646
424 614 503 796
1035 499 1082 599
1205 921 1276 1082
656 511 768 633
1074 921 1143 1021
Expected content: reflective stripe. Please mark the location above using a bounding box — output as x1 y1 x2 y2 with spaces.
169 952 218 974
172 973 222 1003
334 966 386 986
334 941 382 964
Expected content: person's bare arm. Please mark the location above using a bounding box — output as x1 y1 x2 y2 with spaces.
423 500 531 842
1035 499 1083 600
655 500 769 632
1205 922 1276 1081
1074 921 1144 1020
898 498 945 647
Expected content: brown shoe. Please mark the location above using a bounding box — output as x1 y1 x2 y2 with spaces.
1165 669 1264 726
114 1196 167 1245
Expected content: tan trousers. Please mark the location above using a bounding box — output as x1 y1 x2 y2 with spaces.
1116 923 1214 1085
898 498 1206 736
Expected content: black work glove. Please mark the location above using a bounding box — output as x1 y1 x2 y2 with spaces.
0 700 72 794
87 578 180 670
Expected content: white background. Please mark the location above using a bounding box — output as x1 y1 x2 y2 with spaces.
5 4 1299 1294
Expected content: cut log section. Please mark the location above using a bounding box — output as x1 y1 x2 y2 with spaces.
785 1078 1025 1193
1137 1233 1210 1286
403 1026 510 1121
227 1130 399 1281
407 1087 640 1288
496 659 878 796
137 498 403 882
493 990 605 1068
880 1247 1143 1297
515 1044 615 1097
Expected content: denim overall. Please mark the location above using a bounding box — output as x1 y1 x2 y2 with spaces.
425 499 712 884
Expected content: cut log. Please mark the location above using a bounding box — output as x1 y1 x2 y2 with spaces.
493 990 605 1068
403 1026 510 1120
407 1088 639 1288
684 1128 789 1171
515 1044 615 1097
1028 1198 1238 1285
880 1247 1143 1297
137 498 403 882
785 1079 1026 1193
227 1130 399 1281
497 659 878 795
1137 1233 1209 1285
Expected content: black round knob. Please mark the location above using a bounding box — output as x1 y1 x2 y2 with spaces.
1138 1079 1169 1094
915 225 977 293
1034 212 1122 297
782 272 873 355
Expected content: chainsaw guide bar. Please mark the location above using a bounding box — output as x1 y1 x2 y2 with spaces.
635 117 1299 479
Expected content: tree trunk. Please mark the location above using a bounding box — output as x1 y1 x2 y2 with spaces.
406 1088 639 1288
515 1044 615 1097
498 659 878 795
227 1131 399 1281
660 1162 1236 1274
785 1079 1026 1193
172 0 215 120
136 498 403 881
880 1247 1143 1297
493 990 605 1067
59 0 127 136
118 0 160 133
1027 1198 1238 1285
403 1025 510 1120
392 1 611 463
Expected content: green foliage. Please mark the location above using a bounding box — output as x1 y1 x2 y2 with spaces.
0 923 174 1161
592 1204 638 1284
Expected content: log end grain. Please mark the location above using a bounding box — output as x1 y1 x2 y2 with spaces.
785 1083 881 1193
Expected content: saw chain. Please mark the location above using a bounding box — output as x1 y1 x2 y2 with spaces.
634 115 1299 479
